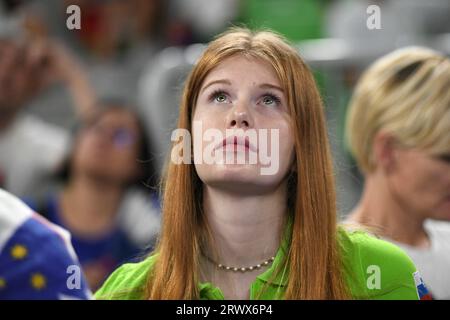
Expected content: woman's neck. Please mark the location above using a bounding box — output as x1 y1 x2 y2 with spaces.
60 173 123 237
203 182 287 268
349 174 430 248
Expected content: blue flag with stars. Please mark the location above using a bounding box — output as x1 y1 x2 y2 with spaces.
0 189 91 299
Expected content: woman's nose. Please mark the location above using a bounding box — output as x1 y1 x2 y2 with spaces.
227 101 254 129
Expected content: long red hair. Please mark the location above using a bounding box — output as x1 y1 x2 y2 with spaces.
145 28 350 299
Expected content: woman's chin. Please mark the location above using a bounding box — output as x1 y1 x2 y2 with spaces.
203 163 265 180
199 166 284 194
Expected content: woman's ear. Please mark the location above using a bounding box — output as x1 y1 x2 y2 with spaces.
372 131 398 174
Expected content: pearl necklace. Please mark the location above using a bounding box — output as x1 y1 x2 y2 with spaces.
204 255 276 273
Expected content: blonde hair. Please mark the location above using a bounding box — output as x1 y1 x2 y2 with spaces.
145 27 350 299
346 47 450 173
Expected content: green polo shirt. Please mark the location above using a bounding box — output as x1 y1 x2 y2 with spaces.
95 228 420 300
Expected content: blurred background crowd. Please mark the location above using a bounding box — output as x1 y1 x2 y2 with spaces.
0 0 449 293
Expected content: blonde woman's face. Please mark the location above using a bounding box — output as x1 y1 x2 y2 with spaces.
192 55 295 194
388 147 450 221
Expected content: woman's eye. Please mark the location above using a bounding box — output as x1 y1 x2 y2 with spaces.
215 94 227 102
263 96 274 105
437 154 450 164
261 94 281 106
211 91 228 103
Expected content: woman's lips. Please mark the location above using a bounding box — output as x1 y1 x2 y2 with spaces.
215 135 258 152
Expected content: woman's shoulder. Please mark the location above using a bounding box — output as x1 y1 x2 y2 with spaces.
338 227 421 299
94 254 157 300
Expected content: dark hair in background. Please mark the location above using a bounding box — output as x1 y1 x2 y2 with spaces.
58 97 160 192
1 0 30 12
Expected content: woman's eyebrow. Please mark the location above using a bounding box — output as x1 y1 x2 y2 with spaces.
200 80 284 94
259 83 284 92
200 79 232 94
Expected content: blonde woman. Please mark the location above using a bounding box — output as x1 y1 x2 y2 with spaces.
95 28 423 300
346 47 450 299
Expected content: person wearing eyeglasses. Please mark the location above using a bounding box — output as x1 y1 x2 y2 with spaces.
29 100 160 291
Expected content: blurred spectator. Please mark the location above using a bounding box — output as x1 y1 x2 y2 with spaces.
0 188 91 299
1 0 167 130
0 36 95 198
28 102 160 291
0 2 161 197
0 5 161 283
323 0 450 216
346 47 450 299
